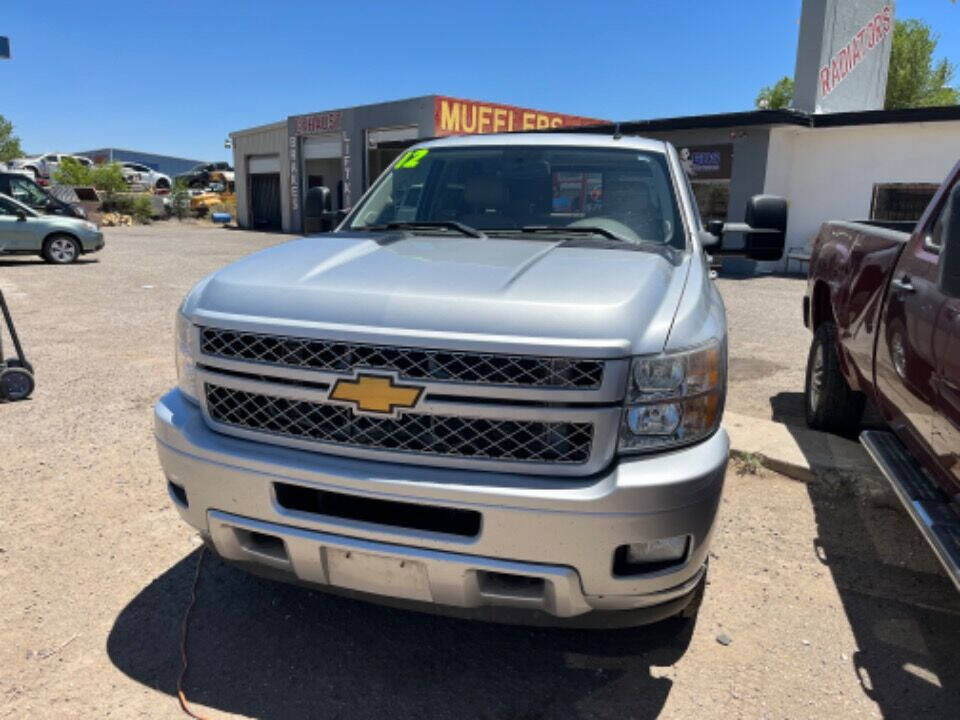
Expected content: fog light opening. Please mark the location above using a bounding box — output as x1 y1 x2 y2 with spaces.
236 529 288 562
613 536 689 576
168 480 188 508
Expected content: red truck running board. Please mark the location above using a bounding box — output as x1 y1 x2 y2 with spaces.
861 430 960 592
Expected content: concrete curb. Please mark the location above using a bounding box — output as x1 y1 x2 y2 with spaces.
723 411 880 483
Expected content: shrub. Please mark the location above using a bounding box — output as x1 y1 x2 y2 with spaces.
168 179 190 221
132 194 153 224
53 157 93 186
101 194 135 214
90 162 128 196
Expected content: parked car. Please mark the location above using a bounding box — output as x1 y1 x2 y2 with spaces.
175 162 233 189
10 153 93 181
0 193 103 263
155 133 787 627
0 172 87 218
803 159 960 591
119 162 171 190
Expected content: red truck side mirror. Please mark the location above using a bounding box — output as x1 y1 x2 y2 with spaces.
938 184 960 298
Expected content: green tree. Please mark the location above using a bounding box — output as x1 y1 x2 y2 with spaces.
755 76 795 109
0 114 24 163
885 19 959 109
755 18 959 111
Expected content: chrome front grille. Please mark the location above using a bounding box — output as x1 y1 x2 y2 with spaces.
205 383 594 465
199 327 604 389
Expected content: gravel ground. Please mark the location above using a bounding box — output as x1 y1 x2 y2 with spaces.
1 224 958 719
716 274 811 426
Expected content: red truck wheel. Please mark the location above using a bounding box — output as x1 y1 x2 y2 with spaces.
805 322 865 437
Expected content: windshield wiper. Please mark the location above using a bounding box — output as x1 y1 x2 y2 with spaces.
519 225 630 244
364 221 486 239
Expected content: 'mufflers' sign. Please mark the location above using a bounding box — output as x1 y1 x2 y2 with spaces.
793 0 895 114
434 96 604 136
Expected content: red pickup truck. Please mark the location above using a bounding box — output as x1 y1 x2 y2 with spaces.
803 160 960 591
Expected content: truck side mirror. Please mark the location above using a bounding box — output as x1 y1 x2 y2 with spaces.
706 219 725 238
303 186 335 233
707 195 788 261
937 184 960 298
742 195 787 261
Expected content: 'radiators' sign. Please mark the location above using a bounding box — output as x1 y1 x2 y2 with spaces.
793 0 895 113
434 96 605 136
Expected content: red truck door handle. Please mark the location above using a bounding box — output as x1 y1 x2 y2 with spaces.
891 275 916 293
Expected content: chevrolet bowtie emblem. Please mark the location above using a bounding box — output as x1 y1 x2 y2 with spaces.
329 373 423 415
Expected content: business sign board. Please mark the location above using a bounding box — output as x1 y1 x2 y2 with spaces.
678 144 733 180
294 111 342 135
434 96 605 136
793 0 895 113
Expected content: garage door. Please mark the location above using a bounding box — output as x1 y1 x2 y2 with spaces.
303 135 341 160
248 154 280 174
250 173 281 230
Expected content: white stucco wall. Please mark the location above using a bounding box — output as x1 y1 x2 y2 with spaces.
763 120 960 270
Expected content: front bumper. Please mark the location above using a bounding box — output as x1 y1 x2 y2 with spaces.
82 232 105 253
155 389 727 623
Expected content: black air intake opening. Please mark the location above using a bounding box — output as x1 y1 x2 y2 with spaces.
275 483 481 538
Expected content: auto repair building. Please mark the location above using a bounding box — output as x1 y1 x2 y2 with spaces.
229 95 602 233
231 97 960 272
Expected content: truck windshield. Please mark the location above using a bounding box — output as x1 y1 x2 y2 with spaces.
348 146 684 248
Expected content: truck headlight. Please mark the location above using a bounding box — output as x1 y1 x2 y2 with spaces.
175 309 200 404
619 340 724 453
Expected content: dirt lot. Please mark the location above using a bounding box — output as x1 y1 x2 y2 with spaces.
717 274 812 426
1 224 959 719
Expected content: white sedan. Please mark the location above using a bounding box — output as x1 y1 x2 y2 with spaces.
119 162 171 190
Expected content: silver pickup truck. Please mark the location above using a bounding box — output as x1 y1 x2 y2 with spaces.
155 133 786 626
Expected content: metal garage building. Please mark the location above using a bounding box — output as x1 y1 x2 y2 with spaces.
229 95 603 234
73 148 207 179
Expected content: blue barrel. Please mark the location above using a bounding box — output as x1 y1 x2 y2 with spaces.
211 212 231 224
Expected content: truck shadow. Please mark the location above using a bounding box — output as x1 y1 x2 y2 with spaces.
769 396 960 719
0 258 98 267
107 550 693 720
805 479 960 719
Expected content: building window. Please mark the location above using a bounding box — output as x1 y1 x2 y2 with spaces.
870 183 940 222
691 181 730 223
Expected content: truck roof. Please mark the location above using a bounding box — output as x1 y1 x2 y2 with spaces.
413 132 669 154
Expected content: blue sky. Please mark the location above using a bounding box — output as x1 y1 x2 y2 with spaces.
2 1 958 161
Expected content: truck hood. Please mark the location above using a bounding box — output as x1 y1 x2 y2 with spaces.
187 233 691 357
